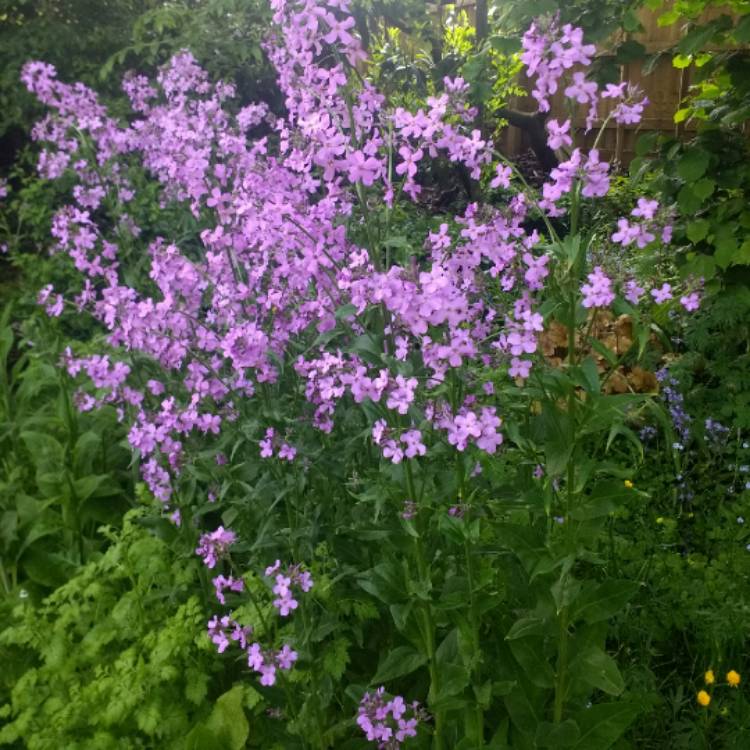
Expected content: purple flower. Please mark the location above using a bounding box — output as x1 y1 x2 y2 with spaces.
266 561 314 616
196 526 237 568
401 499 417 520
623 279 645 305
509 357 532 379
357 687 426 748
680 291 700 311
581 266 614 308
546 118 572 150
490 163 512 189
401 428 426 458
212 574 244 604
651 283 673 304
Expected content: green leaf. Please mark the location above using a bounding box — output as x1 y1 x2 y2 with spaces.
692 177 715 200
734 239 750 266
503 677 542 739
573 580 639 624
493 523 545 575
686 219 710 243
535 720 581 747
508 637 555 688
677 185 702 214
734 14 750 44
572 702 641 749
506 617 547 640
678 22 723 56
677 149 710 182
540 403 573 476
20 431 65 471
615 40 646 64
335 303 357 320
713 225 738 269
203 685 249 750
490 35 521 53
580 357 601 395
570 480 632 521
576 647 625 696
657 9 681 26
372 646 427 684
635 132 659 156
673 53 693 69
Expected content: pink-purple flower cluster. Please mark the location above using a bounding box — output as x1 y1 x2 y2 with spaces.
195 526 237 569
357 687 426 748
260 427 297 461
22 2 701 548
204 555 309 687
212 574 244 605
265 560 314 616
247 642 299 686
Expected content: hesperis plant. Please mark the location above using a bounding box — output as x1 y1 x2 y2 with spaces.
21 3 699 747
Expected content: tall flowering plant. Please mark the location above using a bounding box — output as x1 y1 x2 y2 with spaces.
21 4 699 747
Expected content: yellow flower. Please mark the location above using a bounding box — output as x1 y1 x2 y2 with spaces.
624 480 634 489
727 670 741 687
705 669 715 685
697 690 711 707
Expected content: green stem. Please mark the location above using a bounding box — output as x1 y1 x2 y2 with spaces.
554 198 582 722
0 558 11 595
405 461 444 750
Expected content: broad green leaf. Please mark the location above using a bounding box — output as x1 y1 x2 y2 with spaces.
372 646 427 684
540 403 572 476
576 647 625 696
572 702 641 749
686 219 709 243
202 685 249 750
692 177 715 200
506 617 547 640
493 523 545 575
335 303 357 320
573 580 640 624
20 431 65 471
657 9 681 26
677 185 702 214
713 225 738 269
570 479 631 521
734 14 750 43
551 573 582 613
535 720 581 747
508 637 555 688
503 678 542 740
676 149 709 182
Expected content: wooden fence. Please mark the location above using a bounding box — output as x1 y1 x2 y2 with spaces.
445 1 743 164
